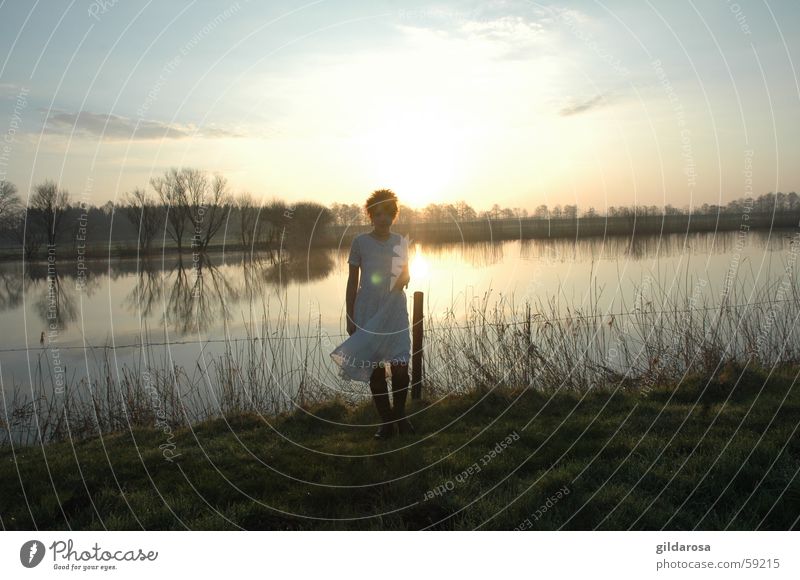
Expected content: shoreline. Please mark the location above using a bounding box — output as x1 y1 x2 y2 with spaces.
2 211 798 264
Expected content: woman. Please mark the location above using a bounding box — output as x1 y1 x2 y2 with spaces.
330 189 415 439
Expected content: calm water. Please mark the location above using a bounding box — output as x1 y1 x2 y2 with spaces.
0 229 797 394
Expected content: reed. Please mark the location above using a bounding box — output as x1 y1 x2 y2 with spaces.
422 259 800 397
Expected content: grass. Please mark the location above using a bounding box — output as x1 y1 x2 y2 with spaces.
1 359 798 530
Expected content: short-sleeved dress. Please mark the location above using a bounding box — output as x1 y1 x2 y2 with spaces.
330 232 412 382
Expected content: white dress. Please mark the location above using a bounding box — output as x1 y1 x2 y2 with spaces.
330 232 412 382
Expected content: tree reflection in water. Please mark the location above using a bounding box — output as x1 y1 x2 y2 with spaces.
31 262 77 329
126 255 233 334
0 268 23 312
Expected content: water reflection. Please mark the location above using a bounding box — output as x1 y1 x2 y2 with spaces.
0 228 794 344
0 269 23 311
124 259 161 319
513 230 791 263
417 231 749 269
124 255 237 334
257 250 335 286
121 249 336 334
29 263 77 329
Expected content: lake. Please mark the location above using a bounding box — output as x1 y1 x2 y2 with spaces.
1 228 798 415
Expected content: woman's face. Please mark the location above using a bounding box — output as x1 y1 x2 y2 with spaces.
370 203 396 231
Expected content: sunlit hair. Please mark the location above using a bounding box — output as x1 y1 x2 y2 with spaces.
365 189 399 219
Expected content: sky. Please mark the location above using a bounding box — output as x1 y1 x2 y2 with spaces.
0 0 798 213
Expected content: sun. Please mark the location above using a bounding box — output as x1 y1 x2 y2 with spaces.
357 110 464 206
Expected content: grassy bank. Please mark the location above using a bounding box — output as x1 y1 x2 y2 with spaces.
1 360 798 530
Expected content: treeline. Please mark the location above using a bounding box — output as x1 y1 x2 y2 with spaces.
1 172 797 260
563 191 800 219
0 169 333 259
330 191 800 224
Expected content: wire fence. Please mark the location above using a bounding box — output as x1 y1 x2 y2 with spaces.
1 297 795 354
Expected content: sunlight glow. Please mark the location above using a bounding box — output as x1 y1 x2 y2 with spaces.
409 243 430 281
357 110 465 206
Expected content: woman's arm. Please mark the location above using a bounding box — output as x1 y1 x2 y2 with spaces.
392 263 411 292
346 264 359 335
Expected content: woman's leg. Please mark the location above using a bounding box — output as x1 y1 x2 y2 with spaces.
390 361 415 434
369 365 395 439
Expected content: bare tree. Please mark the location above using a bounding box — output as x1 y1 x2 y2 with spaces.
30 180 70 246
261 198 288 258
237 192 258 250
562 204 578 219
423 203 446 223
0 180 20 221
150 168 189 251
150 168 234 253
194 174 232 251
4 209 45 260
394 203 414 224
122 188 161 252
181 168 208 251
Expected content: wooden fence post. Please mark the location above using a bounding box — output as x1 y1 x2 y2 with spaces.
411 291 424 399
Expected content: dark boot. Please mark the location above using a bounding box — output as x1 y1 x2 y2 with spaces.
369 366 395 439
390 362 415 435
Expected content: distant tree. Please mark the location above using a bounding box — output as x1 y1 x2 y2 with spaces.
562 204 578 219
30 180 70 246
583 207 597 218
190 173 232 251
754 193 775 213
396 203 421 224
437 203 456 221
280 201 333 248
259 198 289 257
150 168 190 251
122 188 161 252
4 209 44 259
68 203 99 252
423 203 445 223
454 201 477 221
329 202 347 226
0 180 20 221
237 192 260 250
181 168 209 250
332 202 367 226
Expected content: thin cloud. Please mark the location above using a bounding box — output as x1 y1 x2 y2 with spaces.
39 109 246 140
396 7 592 60
0 83 26 99
559 94 607 116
